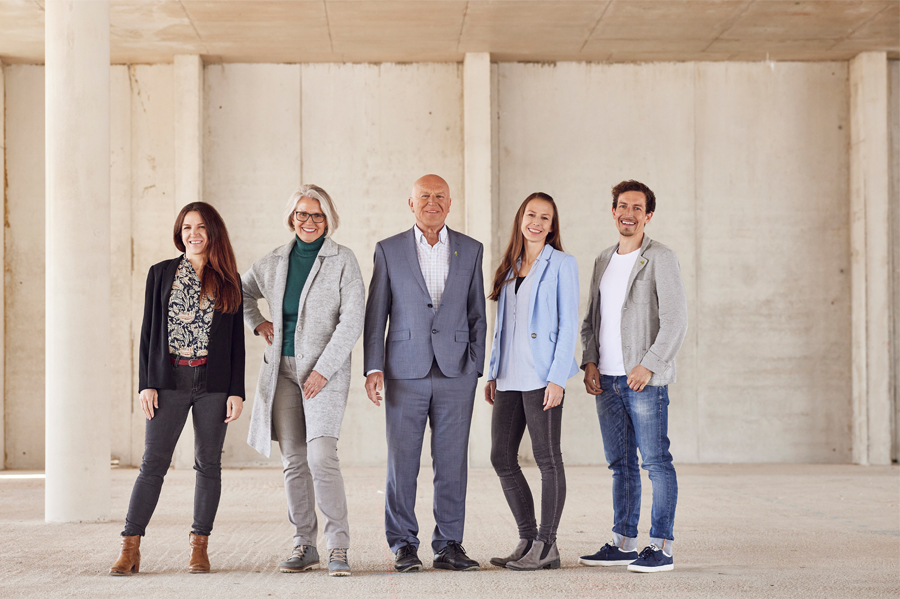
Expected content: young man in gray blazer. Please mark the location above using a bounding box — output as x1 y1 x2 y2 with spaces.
364 174 487 572
578 180 688 573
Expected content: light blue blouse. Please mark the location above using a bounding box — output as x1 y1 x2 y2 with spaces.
496 267 546 392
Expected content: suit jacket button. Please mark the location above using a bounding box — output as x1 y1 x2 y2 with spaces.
428 304 433 308
531 333 537 338
432 329 438 334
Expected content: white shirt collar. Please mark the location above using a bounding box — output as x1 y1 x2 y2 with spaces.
414 224 448 246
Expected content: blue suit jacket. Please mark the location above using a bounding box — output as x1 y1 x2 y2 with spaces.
364 226 487 380
488 245 580 388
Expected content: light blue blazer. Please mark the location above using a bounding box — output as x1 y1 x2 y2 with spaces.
488 244 580 388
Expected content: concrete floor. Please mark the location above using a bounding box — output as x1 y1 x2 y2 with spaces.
0 464 897 598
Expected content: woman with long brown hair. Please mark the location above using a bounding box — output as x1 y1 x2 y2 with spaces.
484 192 580 570
110 202 245 576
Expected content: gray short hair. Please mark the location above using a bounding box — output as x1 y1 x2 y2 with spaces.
283 184 340 237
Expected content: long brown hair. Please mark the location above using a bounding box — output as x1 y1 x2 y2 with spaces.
489 192 564 301
173 202 242 315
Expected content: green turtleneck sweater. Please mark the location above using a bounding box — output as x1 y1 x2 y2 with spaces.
282 234 325 357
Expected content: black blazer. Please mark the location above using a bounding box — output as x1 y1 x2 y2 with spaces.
138 257 246 399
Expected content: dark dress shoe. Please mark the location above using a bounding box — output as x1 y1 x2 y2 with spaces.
433 541 480 571
394 544 423 572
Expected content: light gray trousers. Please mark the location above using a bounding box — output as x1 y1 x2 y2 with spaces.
272 357 350 550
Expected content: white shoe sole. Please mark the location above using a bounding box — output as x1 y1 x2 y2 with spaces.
578 558 636 567
329 570 351 577
627 563 674 573
280 563 319 573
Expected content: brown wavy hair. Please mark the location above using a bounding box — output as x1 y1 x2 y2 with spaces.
489 192 564 301
173 202 242 315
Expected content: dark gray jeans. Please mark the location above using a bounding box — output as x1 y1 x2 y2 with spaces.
122 364 229 537
490 387 566 545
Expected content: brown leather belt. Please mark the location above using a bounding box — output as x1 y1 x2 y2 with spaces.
170 357 208 367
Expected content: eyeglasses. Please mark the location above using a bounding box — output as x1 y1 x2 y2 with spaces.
294 211 326 224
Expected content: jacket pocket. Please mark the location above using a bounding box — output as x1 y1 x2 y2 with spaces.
455 330 469 343
389 329 411 341
631 280 653 304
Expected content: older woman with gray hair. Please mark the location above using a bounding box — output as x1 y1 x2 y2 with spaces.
242 184 365 576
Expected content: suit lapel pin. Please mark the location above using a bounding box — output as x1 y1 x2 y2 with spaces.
454 251 458 256
640 260 645 265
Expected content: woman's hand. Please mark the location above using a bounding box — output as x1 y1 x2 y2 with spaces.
303 371 328 400
255 321 274 345
543 382 564 411
484 380 497 405
225 396 243 423
139 389 158 420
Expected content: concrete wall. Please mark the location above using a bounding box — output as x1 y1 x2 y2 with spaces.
1 59 868 468
497 61 852 464
204 62 464 466
5 65 45 469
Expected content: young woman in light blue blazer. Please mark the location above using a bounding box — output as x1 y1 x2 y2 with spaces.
484 192 580 571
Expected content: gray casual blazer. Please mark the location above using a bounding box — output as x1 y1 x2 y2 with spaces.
242 237 365 456
363 226 486 379
580 234 688 387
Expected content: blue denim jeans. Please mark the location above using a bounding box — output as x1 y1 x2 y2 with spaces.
595 375 677 543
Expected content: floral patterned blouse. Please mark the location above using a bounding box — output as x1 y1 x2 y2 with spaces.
167 256 215 358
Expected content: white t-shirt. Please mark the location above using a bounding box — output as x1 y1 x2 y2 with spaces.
597 248 640 375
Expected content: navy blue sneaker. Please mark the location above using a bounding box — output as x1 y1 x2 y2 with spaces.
578 542 639 566
627 544 674 572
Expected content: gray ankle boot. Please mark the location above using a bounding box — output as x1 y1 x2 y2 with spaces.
279 545 320 572
506 540 561 571
489 539 532 567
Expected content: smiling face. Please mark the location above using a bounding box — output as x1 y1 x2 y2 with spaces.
409 175 451 231
613 190 653 238
520 198 554 245
292 197 327 243
181 211 208 259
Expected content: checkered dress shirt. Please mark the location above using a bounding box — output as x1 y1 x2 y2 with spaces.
414 225 450 311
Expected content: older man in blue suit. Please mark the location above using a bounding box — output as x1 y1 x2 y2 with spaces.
364 174 486 572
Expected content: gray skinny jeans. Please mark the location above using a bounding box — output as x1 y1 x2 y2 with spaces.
272 357 350 550
123 364 228 537
490 387 566 545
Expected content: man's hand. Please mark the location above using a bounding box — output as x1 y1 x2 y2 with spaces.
255 321 274 345
303 371 328 400
627 365 653 392
365 372 384 406
583 363 602 395
543 382 564 411
484 380 496 405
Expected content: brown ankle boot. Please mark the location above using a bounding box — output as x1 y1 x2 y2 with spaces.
109 535 141 575
188 533 210 573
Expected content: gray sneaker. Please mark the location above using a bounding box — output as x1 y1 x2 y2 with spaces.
328 548 351 577
279 545 319 572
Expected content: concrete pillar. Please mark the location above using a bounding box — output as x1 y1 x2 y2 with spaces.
174 55 203 208
44 0 110 521
463 52 496 467
890 59 900 463
0 61 5 470
849 52 893 465
172 55 204 470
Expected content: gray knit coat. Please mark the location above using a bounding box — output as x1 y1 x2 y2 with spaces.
242 237 365 456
